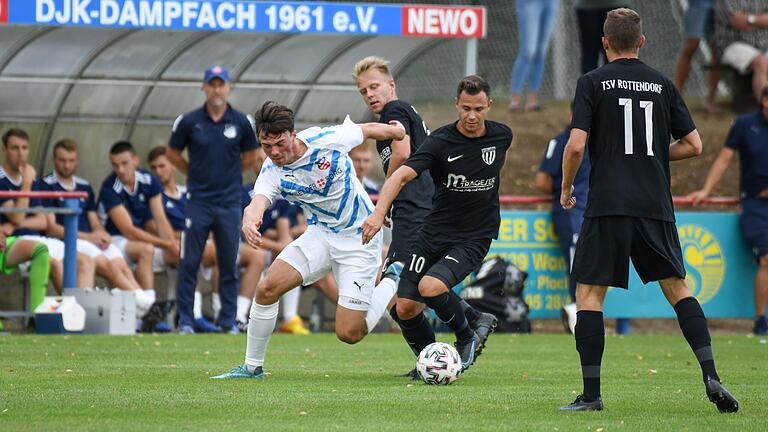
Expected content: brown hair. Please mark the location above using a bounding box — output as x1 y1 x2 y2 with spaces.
147 146 167 164
2 128 29 148
456 75 491 99
604 8 642 53
254 101 295 136
352 56 392 81
53 138 78 156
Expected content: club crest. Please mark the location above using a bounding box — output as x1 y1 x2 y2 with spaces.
223 124 237 139
481 146 496 165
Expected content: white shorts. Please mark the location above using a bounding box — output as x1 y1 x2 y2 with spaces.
77 239 123 261
276 225 382 312
19 235 65 261
112 235 166 273
721 42 768 75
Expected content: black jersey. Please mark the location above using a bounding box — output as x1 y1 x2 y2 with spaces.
571 58 695 222
404 120 512 240
377 100 434 210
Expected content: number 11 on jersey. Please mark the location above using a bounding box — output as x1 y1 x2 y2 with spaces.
619 98 654 156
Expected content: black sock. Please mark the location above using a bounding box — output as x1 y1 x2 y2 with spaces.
575 310 604 400
674 297 719 382
423 292 474 342
391 306 436 356
451 291 480 323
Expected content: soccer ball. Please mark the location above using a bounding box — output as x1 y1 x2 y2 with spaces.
416 342 462 385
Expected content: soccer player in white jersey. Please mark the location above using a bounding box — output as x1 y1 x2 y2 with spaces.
212 101 406 379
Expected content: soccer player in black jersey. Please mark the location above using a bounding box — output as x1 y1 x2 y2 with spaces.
362 75 512 371
354 57 498 378
559 8 738 413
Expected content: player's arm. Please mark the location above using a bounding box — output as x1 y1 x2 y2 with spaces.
669 129 703 161
11 212 47 232
165 147 189 175
728 11 768 30
533 172 553 194
359 121 406 142
148 195 179 254
560 129 587 210
108 204 173 249
242 194 270 249
361 165 418 244
386 136 411 178
246 148 267 175
688 147 735 205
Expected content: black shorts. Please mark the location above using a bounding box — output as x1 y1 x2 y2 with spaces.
741 198 768 262
385 203 430 267
398 233 492 302
571 216 686 289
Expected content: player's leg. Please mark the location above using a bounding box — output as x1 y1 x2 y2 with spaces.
177 201 214 332
237 245 266 328
211 205 242 332
5 238 50 310
755 255 768 334
740 200 768 334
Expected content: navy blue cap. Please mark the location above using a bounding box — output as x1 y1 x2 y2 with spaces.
203 66 230 83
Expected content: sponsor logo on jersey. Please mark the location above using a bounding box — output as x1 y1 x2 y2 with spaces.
379 146 391 163
446 173 495 192
678 224 724 305
315 178 326 189
223 123 237 139
315 157 331 170
481 146 496 165
447 155 463 162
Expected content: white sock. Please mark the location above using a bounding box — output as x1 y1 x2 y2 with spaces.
281 287 300 321
212 292 221 318
145 289 156 304
194 291 203 320
365 278 397 333
245 301 279 370
236 295 252 323
133 290 152 318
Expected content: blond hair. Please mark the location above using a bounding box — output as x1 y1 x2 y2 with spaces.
353 56 392 81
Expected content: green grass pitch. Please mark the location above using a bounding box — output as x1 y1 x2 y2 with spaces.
1 333 765 431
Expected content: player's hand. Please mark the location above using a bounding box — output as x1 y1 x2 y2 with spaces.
729 12 754 31
560 185 576 210
688 189 709 206
388 120 406 140
1 223 14 236
19 163 37 187
242 215 263 249
165 239 180 257
361 213 384 245
93 230 112 250
383 214 392 228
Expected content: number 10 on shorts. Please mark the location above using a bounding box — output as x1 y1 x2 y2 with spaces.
409 254 425 273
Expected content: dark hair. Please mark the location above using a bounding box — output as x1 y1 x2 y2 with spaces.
110 140 135 156
604 8 642 53
2 128 29 148
456 75 491 99
53 138 78 155
147 146 167 164
254 101 295 136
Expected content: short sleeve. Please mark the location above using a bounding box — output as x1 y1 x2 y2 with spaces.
669 84 696 140
404 136 439 175
539 138 561 176
168 114 189 151
724 117 744 151
570 75 594 133
380 104 413 135
241 114 259 151
252 163 281 203
148 174 163 198
29 181 45 207
85 185 97 213
98 182 122 212
297 115 364 154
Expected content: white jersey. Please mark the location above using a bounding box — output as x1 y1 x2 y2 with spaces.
253 116 374 233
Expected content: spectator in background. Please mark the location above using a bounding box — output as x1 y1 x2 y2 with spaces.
98 141 178 331
715 1 768 102
348 142 380 196
689 86 768 335
41 139 152 312
166 66 261 334
533 109 590 335
674 0 720 114
0 128 94 293
508 0 560 112
575 0 631 74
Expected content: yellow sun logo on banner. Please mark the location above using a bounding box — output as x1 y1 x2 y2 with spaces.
678 225 725 304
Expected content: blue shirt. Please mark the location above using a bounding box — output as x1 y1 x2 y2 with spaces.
162 186 188 232
0 169 45 236
724 110 768 199
98 169 162 236
40 172 97 233
538 127 591 215
240 184 296 233
169 104 259 205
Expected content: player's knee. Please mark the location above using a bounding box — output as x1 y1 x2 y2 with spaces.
417 278 445 298
336 326 365 344
77 254 94 272
255 276 281 303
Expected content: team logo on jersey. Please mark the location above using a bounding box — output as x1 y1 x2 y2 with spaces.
481 146 496 165
315 157 331 170
139 194 145 202
315 178 326 189
678 225 724 305
223 124 237 139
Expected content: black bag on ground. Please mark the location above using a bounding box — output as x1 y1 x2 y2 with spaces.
460 256 531 333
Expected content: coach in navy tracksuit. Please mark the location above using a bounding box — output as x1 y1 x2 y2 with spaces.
166 66 260 333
